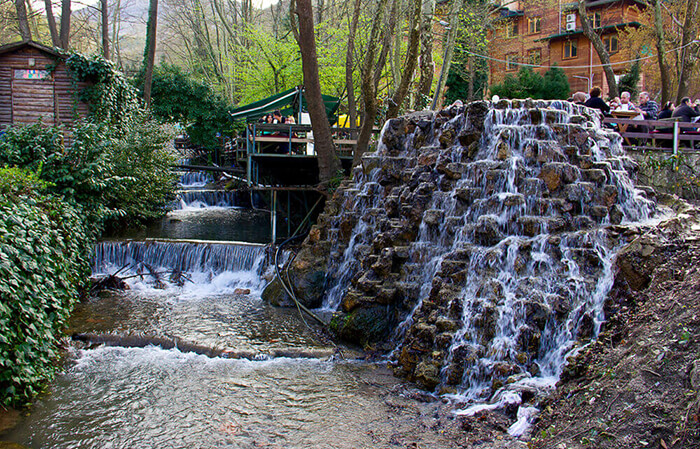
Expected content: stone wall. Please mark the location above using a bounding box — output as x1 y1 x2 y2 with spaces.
627 148 700 201
264 99 659 400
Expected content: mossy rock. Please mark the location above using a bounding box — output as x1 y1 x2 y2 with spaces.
330 306 393 346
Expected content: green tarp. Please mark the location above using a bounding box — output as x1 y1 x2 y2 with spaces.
228 86 340 123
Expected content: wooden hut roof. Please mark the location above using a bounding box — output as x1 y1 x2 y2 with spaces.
0 40 64 59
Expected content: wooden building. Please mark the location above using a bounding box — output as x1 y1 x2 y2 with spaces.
0 40 89 130
488 0 645 98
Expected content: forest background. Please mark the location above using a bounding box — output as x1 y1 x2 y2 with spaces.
3 0 700 146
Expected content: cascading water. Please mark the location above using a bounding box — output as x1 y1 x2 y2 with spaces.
310 100 658 434
171 190 243 210
178 171 211 188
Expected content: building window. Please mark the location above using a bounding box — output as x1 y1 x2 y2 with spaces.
528 49 541 66
528 17 542 34
604 35 618 53
506 53 519 71
563 40 578 59
587 12 601 28
505 21 518 38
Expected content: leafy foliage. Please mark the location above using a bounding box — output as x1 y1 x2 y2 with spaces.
490 65 570 100
65 53 143 132
149 64 232 149
618 60 641 99
0 51 177 408
0 171 92 406
542 64 571 100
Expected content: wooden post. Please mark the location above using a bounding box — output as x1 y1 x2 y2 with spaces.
271 190 278 244
673 121 679 170
246 125 252 185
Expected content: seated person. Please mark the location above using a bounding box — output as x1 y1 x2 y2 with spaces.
572 91 587 105
658 101 674 120
583 86 610 114
671 97 700 123
635 91 659 120
613 91 638 114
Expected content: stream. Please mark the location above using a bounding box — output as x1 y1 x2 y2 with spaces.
2 179 452 449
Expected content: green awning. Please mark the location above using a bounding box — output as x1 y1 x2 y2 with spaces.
228 86 340 123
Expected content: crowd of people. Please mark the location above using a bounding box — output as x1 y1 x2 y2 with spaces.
571 86 700 123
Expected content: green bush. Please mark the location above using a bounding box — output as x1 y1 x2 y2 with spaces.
0 119 177 231
149 64 233 150
0 170 92 406
489 64 570 100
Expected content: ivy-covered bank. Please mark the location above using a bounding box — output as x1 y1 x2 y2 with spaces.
0 169 93 406
0 53 178 406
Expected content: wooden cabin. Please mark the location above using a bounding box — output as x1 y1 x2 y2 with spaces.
488 0 647 98
0 40 89 130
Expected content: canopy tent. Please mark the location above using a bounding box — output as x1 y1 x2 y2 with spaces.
228 86 340 123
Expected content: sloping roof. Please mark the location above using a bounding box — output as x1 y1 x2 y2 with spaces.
0 40 64 58
536 21 641 42
229 86 340 123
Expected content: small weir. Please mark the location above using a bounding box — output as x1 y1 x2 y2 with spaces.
172 190 245 210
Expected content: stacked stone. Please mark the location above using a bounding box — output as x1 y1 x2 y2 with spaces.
263 99 656 396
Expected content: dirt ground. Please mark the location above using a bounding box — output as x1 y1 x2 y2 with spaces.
531 227 700 448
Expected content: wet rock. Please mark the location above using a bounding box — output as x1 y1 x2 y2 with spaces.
415 361 441 390
538 163 580 192
423 209 445 227
330 306 394 345
261 277 293 307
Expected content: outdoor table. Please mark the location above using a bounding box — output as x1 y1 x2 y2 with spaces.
610 110 641 145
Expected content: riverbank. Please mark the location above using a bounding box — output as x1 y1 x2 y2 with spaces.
531 208 700 448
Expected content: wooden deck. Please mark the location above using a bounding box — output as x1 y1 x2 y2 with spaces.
242 123 375 186
602 117 700 152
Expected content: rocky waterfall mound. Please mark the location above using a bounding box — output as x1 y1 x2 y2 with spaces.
264 99 657 403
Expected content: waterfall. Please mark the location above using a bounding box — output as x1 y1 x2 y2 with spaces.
178 171 211 189
93 240 271 294
171 190 242 210
318 100 658 421
94 240 267 274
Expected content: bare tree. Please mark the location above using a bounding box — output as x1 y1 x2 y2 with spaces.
101 0 110 58
385 0 421 118
143 0 158 107
345 0 362 130
354 0 390 165
675 0 699 103
650 0 671 104
415 0 435 109
577 0 617 98
431 0 464 110
59 0 71 49
44 0 60 46
15 0 31 40
295 0 340 184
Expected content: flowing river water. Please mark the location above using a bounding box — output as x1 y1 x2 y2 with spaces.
2 174 469 449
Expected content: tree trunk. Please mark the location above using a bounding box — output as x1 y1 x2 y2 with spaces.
675 0 698 103
345 0 361 132
354 0 389 166
415 0 435 109
652 0 671 104
143 0 158 108
101 0 110 59
431 0 463 110
577 1 617 98
44 0 59 46
385 0 421 119
59 0 71 49
15 0 32 41
295 0 340 184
